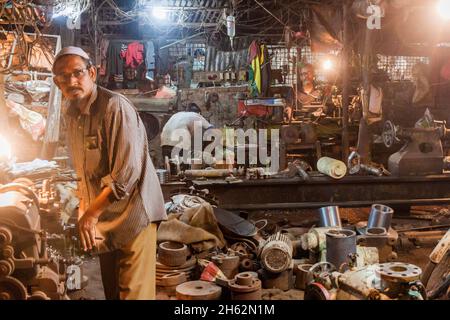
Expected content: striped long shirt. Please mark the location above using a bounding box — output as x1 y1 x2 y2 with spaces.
65 85 167 251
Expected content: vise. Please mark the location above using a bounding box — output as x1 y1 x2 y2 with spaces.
382 120 450 176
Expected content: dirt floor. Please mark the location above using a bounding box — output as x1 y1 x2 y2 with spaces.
68 205 449 300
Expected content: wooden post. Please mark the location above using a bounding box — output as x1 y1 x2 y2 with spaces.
341 0 352 161
362 27 373 120
40 83 62 159
358 25 374 164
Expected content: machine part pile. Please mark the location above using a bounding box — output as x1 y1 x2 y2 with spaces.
156 189 448 301
305 261 426 300
0 181 79 300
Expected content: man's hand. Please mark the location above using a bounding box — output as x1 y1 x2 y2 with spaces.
77 187 113 251
78 211 99 251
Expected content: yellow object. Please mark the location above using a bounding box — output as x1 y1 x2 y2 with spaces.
317 157 347 179
251 56 262 94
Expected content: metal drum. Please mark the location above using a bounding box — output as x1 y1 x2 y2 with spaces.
326 229 357 271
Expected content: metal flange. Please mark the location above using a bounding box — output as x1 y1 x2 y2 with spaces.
376 262 422 283
176 280 222 300
229 272 262 300
159 272 187 287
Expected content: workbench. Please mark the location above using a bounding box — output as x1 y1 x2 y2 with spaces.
184 173 450 210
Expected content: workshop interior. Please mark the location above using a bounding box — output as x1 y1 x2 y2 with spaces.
0 0 449 301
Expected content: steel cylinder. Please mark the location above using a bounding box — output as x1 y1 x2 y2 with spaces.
318 206 342 228
325 229 357 271
368 204 394 230
317 157 347 179
294 263 313 290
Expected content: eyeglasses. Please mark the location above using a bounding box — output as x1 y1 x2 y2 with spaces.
54 67 89 83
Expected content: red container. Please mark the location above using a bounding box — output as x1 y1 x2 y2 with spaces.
237 100 274 117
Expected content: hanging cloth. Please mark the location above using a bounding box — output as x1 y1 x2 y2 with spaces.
260 44 271 97
120 41 145 69
248 40 262 97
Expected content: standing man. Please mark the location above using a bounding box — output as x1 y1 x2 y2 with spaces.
53 46 167 300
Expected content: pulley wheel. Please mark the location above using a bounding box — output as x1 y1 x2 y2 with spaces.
0 276 27 300
382 120 397 148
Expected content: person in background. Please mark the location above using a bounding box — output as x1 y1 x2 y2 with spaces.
160 103 213 162
296 63 323 105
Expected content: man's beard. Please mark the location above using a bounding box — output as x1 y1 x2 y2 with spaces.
66 92 89 109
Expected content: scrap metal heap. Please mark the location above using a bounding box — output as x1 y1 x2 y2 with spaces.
157 193 449 300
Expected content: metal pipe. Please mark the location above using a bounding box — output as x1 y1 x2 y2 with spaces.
368 204 394 230
326 229 357 272
396 224 450 233
318 206 342 228
403 230 447 238
159 32 206 50
253 0 287 27
184 169 233 178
